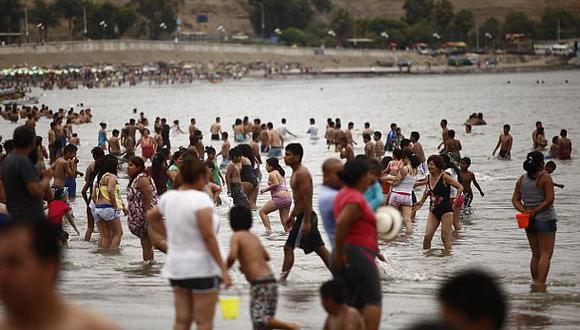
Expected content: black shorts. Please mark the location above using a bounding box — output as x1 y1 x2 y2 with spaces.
285 212 325 254
169 276 221 293
334 245 382 309
211 134 220 141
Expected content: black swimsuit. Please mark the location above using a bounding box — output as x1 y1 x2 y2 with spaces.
427 174 453 221
241 164 258 188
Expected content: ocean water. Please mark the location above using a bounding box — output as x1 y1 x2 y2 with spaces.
1 70 579 329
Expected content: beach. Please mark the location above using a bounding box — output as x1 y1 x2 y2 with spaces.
1 69 577 329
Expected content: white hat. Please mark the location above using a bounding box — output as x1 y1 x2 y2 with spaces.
376 206 402 241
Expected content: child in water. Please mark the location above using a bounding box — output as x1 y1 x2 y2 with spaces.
226 206 300 330
320 280 365 330
458 157 484 219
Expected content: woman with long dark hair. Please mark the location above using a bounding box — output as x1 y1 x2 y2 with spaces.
92 154 125 249
512 151 557 291
127 156 158 263
81 147 105 242
147 155 231 329
388 150 421 233
151 148 170 195
414 155 463 251
259 157 292 235
237 144 259 209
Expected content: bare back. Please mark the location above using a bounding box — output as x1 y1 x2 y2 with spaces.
230 231 272 281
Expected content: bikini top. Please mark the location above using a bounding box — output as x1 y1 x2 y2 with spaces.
270 180 287 195
96 173 124 209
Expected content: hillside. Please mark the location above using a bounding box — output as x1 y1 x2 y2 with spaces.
19 0 580 36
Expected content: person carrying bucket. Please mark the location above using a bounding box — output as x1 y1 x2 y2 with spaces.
226 206 301 330
512 151 557 292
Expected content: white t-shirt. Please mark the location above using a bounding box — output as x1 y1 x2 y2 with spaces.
445 168 458 198
307 126 319 139
277 125 288 137
159 189 221 280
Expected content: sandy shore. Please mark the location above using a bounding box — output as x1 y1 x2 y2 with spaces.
0 40 576 75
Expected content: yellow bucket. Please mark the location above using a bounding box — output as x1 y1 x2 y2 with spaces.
219 296 240 320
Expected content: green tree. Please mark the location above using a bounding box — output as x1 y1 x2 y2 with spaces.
538 8 579 39
479 17 501 48
279 27 306 45
31 0 59 41
0 0 24 41
86 2 137 39
331 8 353 45
250 0 312 38
432 0 454 36
53 0 82 39
132 0 177 39
451 9 473 41
403 0 433 25
406 19 436 44
502 11 537 36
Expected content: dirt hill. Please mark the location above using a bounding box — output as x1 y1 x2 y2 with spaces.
19 0 580 36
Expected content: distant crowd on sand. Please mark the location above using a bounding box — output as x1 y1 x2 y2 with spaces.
0 61 315 91
0 101 572 330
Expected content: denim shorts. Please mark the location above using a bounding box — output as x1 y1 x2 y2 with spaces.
526 219 557 234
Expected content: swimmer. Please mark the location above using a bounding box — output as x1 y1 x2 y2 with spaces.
259 158 292 235
414 155 464 250
226 206 301 330
210 117 222 141
307 118 319 140
437 119 450 151
108 129 121 157
363 133 374 158
549 136 559 159
458 157 484 213
532 121 543 150
346 122 357 146
443 130 462 164
362 122 373 137
280 143 330 281
373 131 385 159
558 129 572 160
338 136 354 162
267 122 284 158
493 124 513 160
233 118 245 143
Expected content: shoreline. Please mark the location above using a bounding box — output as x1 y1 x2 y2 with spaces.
1 40 577 78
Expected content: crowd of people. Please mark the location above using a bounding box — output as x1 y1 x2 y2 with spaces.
0 102 572 329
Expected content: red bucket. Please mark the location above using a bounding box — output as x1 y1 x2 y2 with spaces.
515 213 531 229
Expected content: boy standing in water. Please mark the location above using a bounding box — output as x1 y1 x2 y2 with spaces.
108 129 121 157
493 124 513 160
227 206 300 330
320 280 365 330
558 129 572 160
373 131 384 160
458 157 484 210
218 132 231 169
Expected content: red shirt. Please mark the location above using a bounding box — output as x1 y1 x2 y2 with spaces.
48 200 70 225
333 187 378 253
